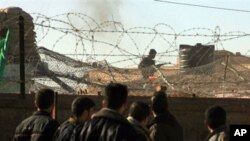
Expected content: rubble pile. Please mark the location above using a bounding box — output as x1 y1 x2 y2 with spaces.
0 7 40 65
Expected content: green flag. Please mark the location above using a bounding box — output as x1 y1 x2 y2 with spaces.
0 30 10 78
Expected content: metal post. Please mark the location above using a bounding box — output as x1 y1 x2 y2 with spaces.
222 55 229 96
223 55 229 81
19 16 25 98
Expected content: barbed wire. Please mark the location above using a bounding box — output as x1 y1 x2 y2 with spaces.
31 13 249 64
1 12 250 97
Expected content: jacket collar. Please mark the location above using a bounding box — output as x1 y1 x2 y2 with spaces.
127 116 149 133
148 111 177 127
205 125 227 141
212 125 227 133
33 110 52 117
92 108 129 124
67 116 82 124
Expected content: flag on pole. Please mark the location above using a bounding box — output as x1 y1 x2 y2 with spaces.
0 30 11 78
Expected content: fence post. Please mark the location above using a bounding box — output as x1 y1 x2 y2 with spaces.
19 15 25 98
222 55 229 96
223 55 229 80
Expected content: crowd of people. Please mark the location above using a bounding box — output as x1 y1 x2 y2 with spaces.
12 82 228 141
11 48 228 141
12 48 229 141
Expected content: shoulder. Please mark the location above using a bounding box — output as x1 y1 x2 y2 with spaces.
15 116 33 131
89 116 133 129
31 114 59 131
57 120 74 132
142 57 151 62
149 123 165 132
81 117 141 140
16 114 47 128
38 115 59 126
55 121 77 141
208 130 228 141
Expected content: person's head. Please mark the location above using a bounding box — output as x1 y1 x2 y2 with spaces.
35 88 55 112
129 101 150 125
103 83 128 113
151 91 168 116
148 49 157 59
71 96 95 122
155 85 167 92
205 105 227 132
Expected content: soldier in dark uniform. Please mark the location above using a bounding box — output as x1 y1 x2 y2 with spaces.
138 49 157 79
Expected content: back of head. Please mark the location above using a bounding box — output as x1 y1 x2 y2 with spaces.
129 101 150 122
149 49 157 55
104 83 128 110
71 96 95 118
205 105 227 130
151 91 168 115
35 88 54 110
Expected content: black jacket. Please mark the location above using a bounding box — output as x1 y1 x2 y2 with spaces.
127 116 152 141
55 117 84 141
13 111 59 141
148 111 184 141
80 108 143 141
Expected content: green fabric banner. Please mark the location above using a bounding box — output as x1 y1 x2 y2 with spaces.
0 30 10 78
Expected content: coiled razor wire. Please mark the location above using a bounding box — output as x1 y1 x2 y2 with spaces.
0 13 250 97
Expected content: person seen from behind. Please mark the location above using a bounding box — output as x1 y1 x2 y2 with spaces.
204 105 228 141
79 83 143 141
127 101 152 141
13 88 59 141
148 91 184 141
55 96 95 141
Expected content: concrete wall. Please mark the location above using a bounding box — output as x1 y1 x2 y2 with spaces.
1 94 250 141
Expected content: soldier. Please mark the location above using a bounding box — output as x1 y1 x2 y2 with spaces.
138 49 157 79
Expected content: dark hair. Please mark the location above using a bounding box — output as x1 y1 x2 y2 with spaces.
205 105 227 129
129 101 150 122
71 97 95 118
151 91 168 115
149 49 157 55
104 83 128 110
35 88 55 109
